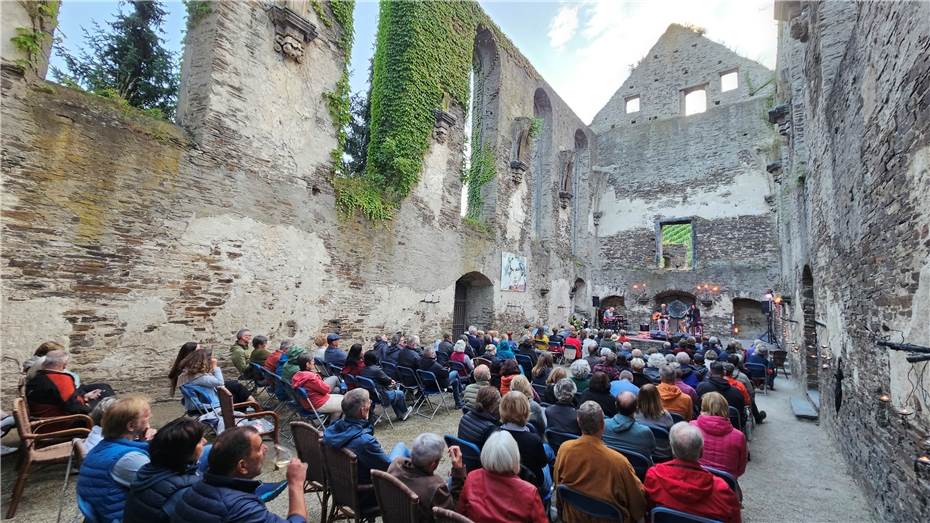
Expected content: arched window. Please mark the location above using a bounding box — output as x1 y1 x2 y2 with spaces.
532 88 553 238
463 26 501 221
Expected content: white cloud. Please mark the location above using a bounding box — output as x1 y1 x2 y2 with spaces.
548 4 579 49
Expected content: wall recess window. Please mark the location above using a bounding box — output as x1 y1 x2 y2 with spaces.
658 219 694 270
683 85 707 115
720 70 738 92
625 96 640 113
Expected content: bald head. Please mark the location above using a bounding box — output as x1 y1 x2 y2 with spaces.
617 391 637 416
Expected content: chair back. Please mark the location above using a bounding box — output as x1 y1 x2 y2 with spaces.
314 358 331 377
354 375 384 405
433 506 475 523
416 369 442 394
443 435 482 472
532 382 547 399
448 360 468 376
612 447 654 482
515 354 534 378
179 383 219 414
322 445 366 514
397 365 420 388
371 469 421 523
648 424 670 442
382 361 398 379
12 398 36 452
557 485 625 521
290 422 327 488
669 412 685 424
651 506 723 523
217 386 237 430
727 406 741 429
702 465 742 500
545 429 579 454
472 357 492 369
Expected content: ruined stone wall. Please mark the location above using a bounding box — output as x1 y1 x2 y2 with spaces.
0 1 594 401
591 25 780 334
773 1 930 520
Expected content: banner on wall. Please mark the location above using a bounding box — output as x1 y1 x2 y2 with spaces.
501 252 527 292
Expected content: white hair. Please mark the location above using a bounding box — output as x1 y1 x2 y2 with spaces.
631 357 646 371
42 350 68 369
670 422 704 461
410 433 446 469
570 359 591 379
480 431 521 475
468 326 477 335
647 353 667 368
600 347 613 357
676 352 691 364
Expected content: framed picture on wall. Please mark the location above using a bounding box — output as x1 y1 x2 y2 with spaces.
501 252 527 292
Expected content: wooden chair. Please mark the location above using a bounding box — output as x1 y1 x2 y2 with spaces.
322 445 380 522
6 398 91 518
290 421 330 523
772 350 789 378
433 506 475 523
371 469 422 523
217 386 280 443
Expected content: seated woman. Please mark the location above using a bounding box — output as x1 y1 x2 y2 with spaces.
176 351 255 415
496 341 516 361
340 344 366 382
542 367 568 405
531 352 552 386
544 379 580 436
691 392 748 477
509 375 547 437
124 417 207 523
499 391 549 498
458 431 547 522
635 384 675 461
569 359 591 393
449 340 474 372
592 349 621 381
498 359 522 395
457 386 501 448
292 354 344 419
579 371 617 417
169 342 250 404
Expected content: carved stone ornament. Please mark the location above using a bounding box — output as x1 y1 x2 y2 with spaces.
433 109 457 143
268 6 318 63
789 15 809 42
509 160 528 184
593 211 603 227
559 191 574 209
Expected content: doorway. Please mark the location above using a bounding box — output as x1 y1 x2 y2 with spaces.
802 265 819 390
452 272 494 337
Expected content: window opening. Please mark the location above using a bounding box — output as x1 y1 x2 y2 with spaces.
683 87 706 115
625 96 640 113
460 69 475 217
720 70 738 92
658 221 694 269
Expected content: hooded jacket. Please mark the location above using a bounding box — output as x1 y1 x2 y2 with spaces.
291 370 331 410
171 473 304 523
322 417 389 484
124 462 200 523
602 413 656 458
280 346 307 383
696 377 745 427
657 383 693 420
691 415 748 477
644 459 741 523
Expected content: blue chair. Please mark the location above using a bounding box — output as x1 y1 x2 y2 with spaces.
545 429 579 454
353 375 395 429
415 369 452 419
179 383 221 433
557 485 625 521
744 362 769 394
648 425 671 463
395 365 422 398
612 447 654 482
669 412 685 424
381 360 398 380
313 358 331 377
703 465 742 501
727 406 743 430
286 383 330 429
651 506 723 523
443 435 482 472
251 363 280 407
516 354 534 378
76 495 98 523
448 360 468 379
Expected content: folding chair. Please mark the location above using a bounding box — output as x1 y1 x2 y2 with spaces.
315 358 332 377
322 445 380 522
353 375 395 429
395 365 423 406
651 506 723 523
443 435 482 472
371 470 421 523
557 485 625 521
217 386 280 443
611 446 654 482
772 350 789 378
251 363 278 404
745 363 769 395
532 383 548 400
179 383 222 434
669 412 685 424
545 429 579 455
448 361 469 382
516 354 534 378
287 385 332 429
415 369 452 419
727 406 743 431
472 357 492 369
291 421 330 522
433 506 474 523
703 465 742 501
381 361 398 380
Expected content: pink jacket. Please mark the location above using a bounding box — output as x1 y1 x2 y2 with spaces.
690 415 747 477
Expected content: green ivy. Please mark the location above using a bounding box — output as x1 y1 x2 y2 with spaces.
333 176 393 220
463 145 495 221
321 0 354 183
183 0 211 30
529 117 544 139
11 0 58 71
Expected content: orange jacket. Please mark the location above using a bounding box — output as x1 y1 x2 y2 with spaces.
657 383 693 420
725 377 751 405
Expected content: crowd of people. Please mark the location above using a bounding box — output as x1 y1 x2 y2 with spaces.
8 322 777 522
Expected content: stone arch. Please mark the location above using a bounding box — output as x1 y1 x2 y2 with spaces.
733 298 766 339
465 25 502 221
532 88 553 239
801 265 819 390
452 271 494 337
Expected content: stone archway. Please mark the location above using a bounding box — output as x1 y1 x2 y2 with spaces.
452 272 494 337
571 277 587 314
733 298 767 339
802 265 819 390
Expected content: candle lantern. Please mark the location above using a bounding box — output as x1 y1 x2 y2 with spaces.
876 394 891 427
915 455 930 482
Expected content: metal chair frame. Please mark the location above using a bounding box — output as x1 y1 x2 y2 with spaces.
744 362 769 395
414 369 452 419
352 375 395 429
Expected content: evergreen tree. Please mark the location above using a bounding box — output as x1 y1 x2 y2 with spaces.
344 92 370 176
53 0 178 119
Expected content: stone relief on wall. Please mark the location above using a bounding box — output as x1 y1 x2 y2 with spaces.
268 5 318 63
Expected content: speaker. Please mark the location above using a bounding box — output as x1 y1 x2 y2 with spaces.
592 296 601 307
761 301 772 314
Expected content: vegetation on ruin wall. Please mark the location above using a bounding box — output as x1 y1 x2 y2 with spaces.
183 0 211 30
336 0 517 221
10 0 58 72
323 0 355 182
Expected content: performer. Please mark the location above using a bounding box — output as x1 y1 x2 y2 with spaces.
602 307 617 330
658 303 670 335
687 303 703 337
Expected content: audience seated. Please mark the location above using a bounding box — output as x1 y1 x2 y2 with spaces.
173 426 308 523
449 340 475 372
388 433 465 522
509 375 547 436
691 392 748 477
554 401 647 522
499 359 522 395
458 386 501 448
84 396 118 453
545 379 581 435
291 354 343 419
396 337 421 368
723 362 752 406
747 345 775 388
569 359 591 393
26 349 114 417
610 370 640 398
517 336 539 367
644 422 741 523
125 417 206 523
380 333 404 364
696 362 746 428
499 391 549 497
657 365 693 420
248 335 271 372
323 334 347 367
228 329 254 376
579 371 618 417
458 431 547 522
636 384 675 460
417 346 465 409
602 391 656 457
263 340 292 374
463 365 491 409
532 353 555 387
77 396 153 522
630 357 652 388
728 354 766 423
593 349 621 381
280 345 308 383
542 367 568 404
340 343 365 380
176 350 252 415
361 351 414 421
170 342 202 397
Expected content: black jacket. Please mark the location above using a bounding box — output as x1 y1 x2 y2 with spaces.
545 403 581 435
696 376 746 427
396 348 420 369
416 356 450 389
125 463 199 523
361 364 394 391
517 343 539 366
457 410 499 448
502 427 548 495
579 389 618 417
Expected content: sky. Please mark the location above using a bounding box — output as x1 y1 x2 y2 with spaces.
51 0 777 124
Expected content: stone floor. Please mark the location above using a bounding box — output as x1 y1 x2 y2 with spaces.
1 374 877 522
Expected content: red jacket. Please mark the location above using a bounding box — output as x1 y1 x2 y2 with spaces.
690 415 748 477
291 370 331 410
644 459 741 523
263 350 285 373
458 469 547 523
26 370 88 417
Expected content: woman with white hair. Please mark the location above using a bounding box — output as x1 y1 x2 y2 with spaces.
457 431 547 522
449 340 474 372
569 359 591 393
645 352 668 382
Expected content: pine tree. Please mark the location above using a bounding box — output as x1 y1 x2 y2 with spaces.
53 0 178 119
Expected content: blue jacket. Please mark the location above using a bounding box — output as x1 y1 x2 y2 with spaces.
124 463 199 523
77 438 150 523
602 414 656 458
172 473 303 523
610 379 640 397
322 417 389 484
324 345 347 366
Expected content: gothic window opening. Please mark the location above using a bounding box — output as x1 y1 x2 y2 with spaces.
658 220 694 270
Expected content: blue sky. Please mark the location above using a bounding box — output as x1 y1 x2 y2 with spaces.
51 1 776 124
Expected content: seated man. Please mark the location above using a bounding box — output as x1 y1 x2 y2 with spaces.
657 365 693 420
323 389 408 508
747 345 776 388
248 335 271 369
323 333 347 367
388 433 465 522
173 426 308 523
229 328 253 376
516 336 539 366
610 370 640 398
696 362 745 428
644 422 741 523
457 386 501 448
555 401 646 522
416 346 464 409
77 396 154 523
360 351 413 421
602 391 656 458
26 349 114 417
462 365 491 410
396 338 421 369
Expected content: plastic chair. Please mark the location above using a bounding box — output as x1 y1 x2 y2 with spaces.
703 465 743 501
371 469 422 523
744 363 769 394
217 386 280 443
545 429 579 454
290 421 330 522
251 363 281 407
322 445 380 523
557 485 625 521
415 369 452 419
443 435 482 472
651 506 723 523
433 506 475 523
611 446 654 482
353 375 395 429
6 398 91 518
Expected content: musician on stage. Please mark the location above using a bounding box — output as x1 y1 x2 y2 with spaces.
687 304 703 337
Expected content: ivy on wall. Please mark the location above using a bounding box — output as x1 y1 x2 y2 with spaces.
10 0 58 72
321 0 355 179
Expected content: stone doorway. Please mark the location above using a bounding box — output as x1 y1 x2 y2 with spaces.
733 298 767 339
801 265 819 390
452 272 494 337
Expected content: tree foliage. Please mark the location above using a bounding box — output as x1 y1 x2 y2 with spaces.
52 0 178 119
344 92 371 176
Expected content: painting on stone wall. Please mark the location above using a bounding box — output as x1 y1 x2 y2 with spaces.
501 252 528 292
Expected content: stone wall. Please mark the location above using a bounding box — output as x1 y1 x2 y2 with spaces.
591 24 780 334
0 1 594 401
772 1 930 520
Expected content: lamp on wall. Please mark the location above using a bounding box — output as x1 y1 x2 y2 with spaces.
631 283 648 304
876 393 891 427
696 284 720 307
